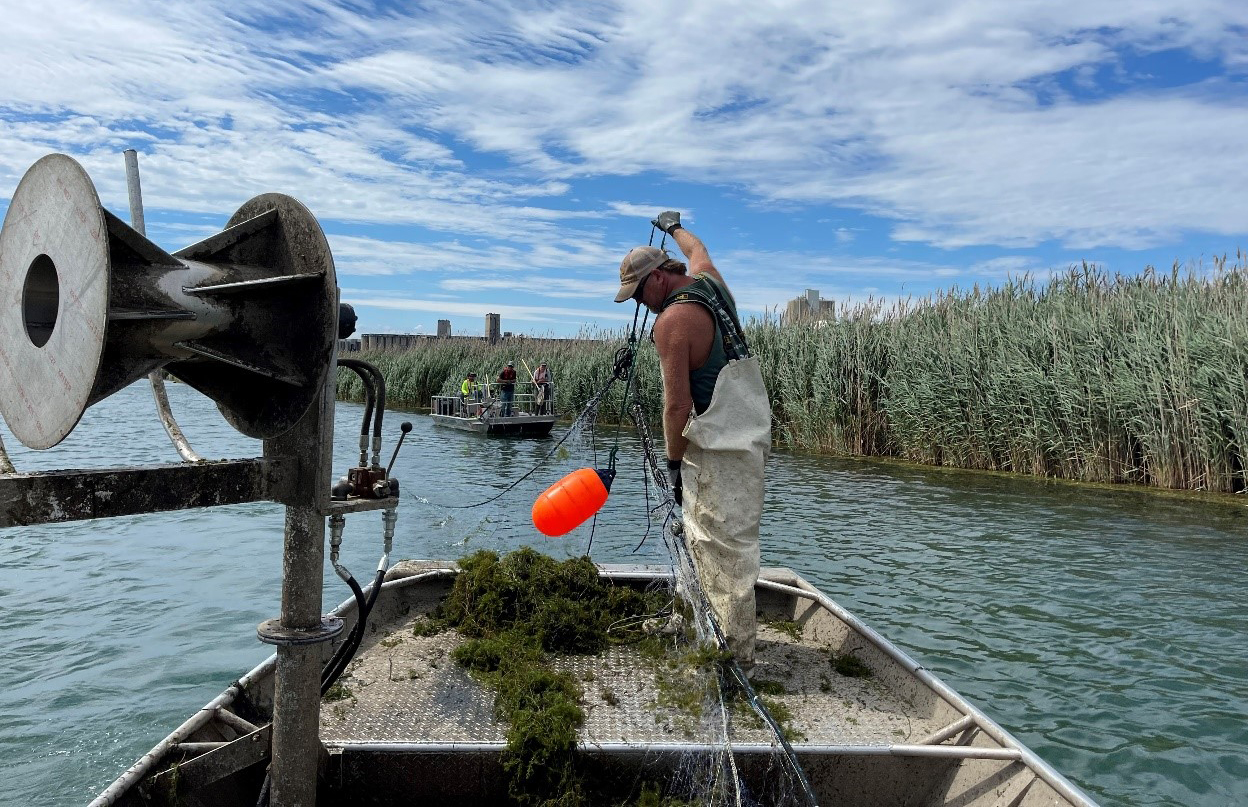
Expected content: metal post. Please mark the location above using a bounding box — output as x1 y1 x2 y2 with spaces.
263 319 338 806
123 149 204 463
123 149 146 235
271 507 327 806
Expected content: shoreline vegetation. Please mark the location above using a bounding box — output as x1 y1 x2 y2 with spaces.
337 263 1247 495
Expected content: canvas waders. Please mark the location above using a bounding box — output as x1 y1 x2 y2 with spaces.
663 276 771 666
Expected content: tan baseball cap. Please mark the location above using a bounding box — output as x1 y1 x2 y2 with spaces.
614 246 667 303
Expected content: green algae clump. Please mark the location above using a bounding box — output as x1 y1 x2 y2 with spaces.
436 548 666 806
438 547 654 654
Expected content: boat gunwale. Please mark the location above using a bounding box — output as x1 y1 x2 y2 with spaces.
325 740 1024 760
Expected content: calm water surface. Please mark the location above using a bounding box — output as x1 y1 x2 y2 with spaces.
1 382 1245 806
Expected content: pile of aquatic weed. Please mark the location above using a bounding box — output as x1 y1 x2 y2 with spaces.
428 548 671 806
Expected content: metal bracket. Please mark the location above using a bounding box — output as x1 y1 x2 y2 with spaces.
322 495 399 516
0 458 275 528
256 615 345 647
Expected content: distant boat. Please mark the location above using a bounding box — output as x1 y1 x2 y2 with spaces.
430 378 556 437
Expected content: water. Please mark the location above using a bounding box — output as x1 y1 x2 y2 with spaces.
1 382 1245 807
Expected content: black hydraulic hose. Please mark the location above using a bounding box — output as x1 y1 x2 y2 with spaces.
337 360 376 463
255 771 271 807
321 572 369 694
339 358 385 458
258 565 387 807
321 567 386 694
366 362 386 447
352 359 386 448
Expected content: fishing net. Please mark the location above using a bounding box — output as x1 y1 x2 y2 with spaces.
625 400 817 807
425 329 818 805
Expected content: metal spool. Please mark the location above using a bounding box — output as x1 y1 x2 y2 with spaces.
0 153 338 449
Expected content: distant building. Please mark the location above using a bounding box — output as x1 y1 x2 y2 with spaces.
485 313 501 343
437 319 451 338
360 334 429 351
783 288 836 325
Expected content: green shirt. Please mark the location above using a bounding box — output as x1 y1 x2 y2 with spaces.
660 275 738 414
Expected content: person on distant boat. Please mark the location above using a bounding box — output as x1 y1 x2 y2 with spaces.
612 211 771 672
497 362 517 417
460 372 480 415
532 362 553 414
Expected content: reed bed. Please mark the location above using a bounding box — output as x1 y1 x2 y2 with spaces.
340 262 1247 493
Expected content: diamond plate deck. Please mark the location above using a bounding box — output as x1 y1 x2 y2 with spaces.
320 615 946 748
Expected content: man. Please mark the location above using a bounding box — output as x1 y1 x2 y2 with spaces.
532 362 553 414
613 211 771 670
497 361 517 417
460 372 479 415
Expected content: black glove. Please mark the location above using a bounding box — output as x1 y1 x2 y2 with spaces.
667 458 683 506
652 210 681 234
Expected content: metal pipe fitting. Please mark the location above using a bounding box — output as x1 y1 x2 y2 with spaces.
329 513 350 582
379 507 397 569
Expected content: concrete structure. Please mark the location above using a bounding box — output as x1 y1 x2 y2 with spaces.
437 319 451 338
361 334 422 351
783 288 836 325
357 332 601 353
485 313 501 343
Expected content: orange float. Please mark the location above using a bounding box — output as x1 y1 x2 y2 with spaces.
532 467 615 537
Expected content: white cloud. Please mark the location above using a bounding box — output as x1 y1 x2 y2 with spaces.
440 275 618 300
295 0 1248 249
3 0 1248 338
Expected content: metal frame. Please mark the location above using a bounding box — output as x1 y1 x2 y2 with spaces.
0 150 357 806
0 459 275 528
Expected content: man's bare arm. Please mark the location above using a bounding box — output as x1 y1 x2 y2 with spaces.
653 309 696 462
669 227 722 283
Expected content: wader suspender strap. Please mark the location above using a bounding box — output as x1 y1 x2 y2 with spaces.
661 278 752 360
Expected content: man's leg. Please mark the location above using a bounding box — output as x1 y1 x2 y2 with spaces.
681 443 761 667
678 359 771 669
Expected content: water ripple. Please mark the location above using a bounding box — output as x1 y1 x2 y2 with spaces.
1 384 1245 806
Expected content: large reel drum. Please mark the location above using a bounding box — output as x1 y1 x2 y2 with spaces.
0 154 338 449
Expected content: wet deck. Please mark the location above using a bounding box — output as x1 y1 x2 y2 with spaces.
319 611 946 749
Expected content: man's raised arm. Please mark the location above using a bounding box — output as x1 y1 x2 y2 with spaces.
652 210 721 281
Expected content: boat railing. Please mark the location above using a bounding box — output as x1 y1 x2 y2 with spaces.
431 381 555 418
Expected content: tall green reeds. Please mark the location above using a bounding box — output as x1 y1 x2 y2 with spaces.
340 261 1247 494
875 262 1247 492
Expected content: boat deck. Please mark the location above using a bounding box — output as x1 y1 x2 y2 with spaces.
99 561 1099 807
320 568 946 749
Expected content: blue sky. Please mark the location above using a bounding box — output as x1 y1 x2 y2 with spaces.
2 0 1247 337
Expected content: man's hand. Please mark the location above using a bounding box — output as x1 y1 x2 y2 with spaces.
667 458 683 506
652 210 681 234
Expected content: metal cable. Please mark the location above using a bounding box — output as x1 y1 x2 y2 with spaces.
0 432 15 475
